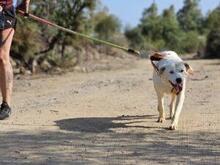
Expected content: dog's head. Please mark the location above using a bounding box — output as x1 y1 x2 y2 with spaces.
150 51 193 94
159 61 193 94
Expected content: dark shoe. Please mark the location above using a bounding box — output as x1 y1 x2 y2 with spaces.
0 102 11 120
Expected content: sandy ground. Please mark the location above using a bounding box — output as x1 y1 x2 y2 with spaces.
0 58 219 164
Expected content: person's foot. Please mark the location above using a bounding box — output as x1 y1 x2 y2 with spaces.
0 102 11 120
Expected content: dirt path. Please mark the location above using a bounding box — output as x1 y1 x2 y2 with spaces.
0 59 219 164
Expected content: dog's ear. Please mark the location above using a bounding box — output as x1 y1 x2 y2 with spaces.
159 66 166 75
184 63 193 75
150 52 165 61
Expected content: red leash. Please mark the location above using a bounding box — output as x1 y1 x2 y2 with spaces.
18 10 62 27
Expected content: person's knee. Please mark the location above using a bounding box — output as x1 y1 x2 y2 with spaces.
0 49 10 66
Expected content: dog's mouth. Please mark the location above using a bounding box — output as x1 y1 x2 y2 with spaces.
169 81 183 95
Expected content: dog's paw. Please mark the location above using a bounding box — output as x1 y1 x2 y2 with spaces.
169 124 177 130
157 117 165 123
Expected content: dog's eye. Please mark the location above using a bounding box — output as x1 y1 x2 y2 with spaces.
180 69 184 73
170 71 174 74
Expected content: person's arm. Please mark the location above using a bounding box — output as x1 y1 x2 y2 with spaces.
17 0 30 15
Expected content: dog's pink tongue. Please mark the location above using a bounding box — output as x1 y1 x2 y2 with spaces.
174 84 183 94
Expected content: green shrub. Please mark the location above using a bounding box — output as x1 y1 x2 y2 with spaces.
125 27 145 49
180 31 200 53
205 28 220 58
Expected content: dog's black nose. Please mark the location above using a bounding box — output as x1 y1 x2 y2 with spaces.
176 78 182 84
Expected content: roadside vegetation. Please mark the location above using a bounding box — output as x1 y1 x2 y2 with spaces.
11 0 220 73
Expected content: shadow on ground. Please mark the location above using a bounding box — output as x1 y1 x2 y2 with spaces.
55 115 159 133
0 115 219 165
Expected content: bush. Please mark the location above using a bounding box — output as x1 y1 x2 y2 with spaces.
11 18 42 68
180 31 200 53
95 14 121 41
125 27 145 49
205 28 220 58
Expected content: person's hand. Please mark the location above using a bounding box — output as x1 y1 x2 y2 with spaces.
17 1 30 18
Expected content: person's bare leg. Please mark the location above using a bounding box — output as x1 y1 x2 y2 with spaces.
0 28 14 106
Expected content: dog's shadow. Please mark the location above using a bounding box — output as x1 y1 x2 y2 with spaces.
55 115 159 133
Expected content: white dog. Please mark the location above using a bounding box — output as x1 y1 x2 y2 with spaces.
150 51 193 130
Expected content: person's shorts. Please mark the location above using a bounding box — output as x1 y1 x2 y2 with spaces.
0 6 16 30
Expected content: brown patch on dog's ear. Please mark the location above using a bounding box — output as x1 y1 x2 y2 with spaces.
150 52 165 61
184 63 193 75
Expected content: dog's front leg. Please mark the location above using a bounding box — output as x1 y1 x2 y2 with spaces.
169 94 176 120
170 91 185 130
157 93 165 123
